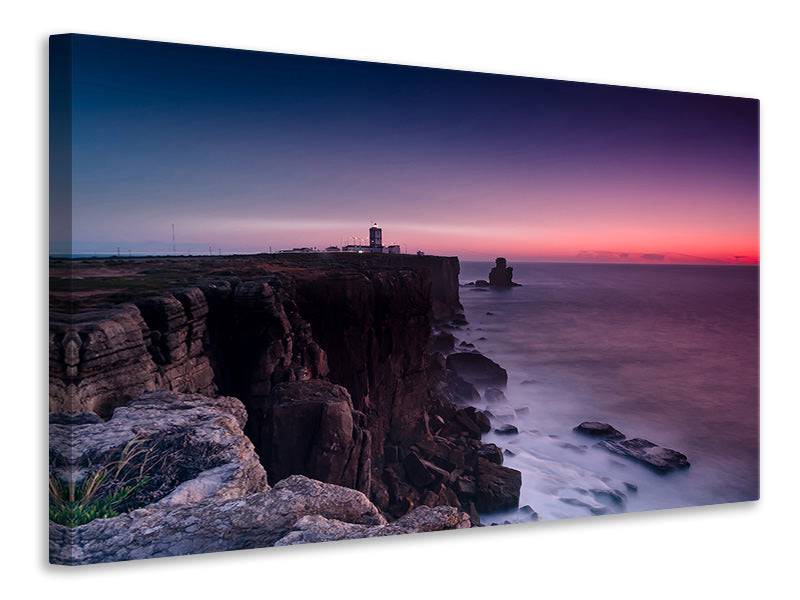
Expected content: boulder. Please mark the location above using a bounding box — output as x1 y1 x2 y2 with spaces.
598 438 690 472
475 458 521 512
477 443 504 465
494 424 519 435
446 352 508 387
573 421 625 440
445 369 481 403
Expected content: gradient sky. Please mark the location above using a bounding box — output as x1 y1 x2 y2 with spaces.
55 35 759 263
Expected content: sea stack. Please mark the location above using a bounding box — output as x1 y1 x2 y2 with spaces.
488 257 520 288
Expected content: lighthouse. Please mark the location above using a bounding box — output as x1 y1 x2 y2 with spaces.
369 223 383 251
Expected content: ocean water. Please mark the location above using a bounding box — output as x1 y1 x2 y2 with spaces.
456 261 759 522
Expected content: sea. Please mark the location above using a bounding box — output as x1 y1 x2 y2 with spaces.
457 261 759 522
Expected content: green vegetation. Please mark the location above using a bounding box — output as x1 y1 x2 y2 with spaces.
49 438 157 527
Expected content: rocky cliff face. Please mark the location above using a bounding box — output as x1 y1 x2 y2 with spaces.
49 254 517 540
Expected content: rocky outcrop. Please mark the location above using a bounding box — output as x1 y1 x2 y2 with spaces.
50 391 470 565
488 257 520 288
446 352 508 387
573 420 690 472
598 438 690 472
49 391 267 509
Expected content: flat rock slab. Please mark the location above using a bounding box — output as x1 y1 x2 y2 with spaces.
598 438 690 472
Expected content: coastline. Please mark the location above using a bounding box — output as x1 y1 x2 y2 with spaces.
48 253 522 563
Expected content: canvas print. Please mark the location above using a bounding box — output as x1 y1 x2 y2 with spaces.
49 34 759 565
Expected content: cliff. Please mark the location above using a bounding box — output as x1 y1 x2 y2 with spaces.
50 253 518 545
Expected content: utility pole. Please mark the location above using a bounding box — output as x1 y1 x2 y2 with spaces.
171 224 176 254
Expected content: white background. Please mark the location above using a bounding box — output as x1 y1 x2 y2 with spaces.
2 1 797 597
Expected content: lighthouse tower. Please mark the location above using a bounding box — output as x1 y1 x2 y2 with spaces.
369 223 383 251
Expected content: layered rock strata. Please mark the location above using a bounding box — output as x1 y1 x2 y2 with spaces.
49 254 520 541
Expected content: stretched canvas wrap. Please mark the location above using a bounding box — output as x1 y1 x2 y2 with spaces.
49 34 760 565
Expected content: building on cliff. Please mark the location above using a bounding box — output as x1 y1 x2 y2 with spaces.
342 224 401 254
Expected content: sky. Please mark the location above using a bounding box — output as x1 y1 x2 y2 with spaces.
53 35 759 263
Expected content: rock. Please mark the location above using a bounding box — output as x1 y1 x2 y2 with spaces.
446 352 508 387
455 406 491 436
503 449 516 457
459 341 475 349
484 387 507 403
451 314 468 326
494 424 519 435
598 438 690 472
49 412 103 425
474 280 490 287
445 369 481 404
475 458 521 512
264 380 371 494
50 475 391 565
520 379 538 386
515 406 530 416
485 311 494 316
573 421 626 440
431 330 456 353
477 443 504 465
488 257 521 288
49 391 267 512
519 505 539 521
403 451 448 489
274 505 470 546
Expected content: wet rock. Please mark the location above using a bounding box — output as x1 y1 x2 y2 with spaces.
485 311 494 316
520 379 538 386
573 421 626 440
474 280 490 287
477 443 504 465
446 352 508 387
475 458 521 512
459 341 475 349
519 505 539 521
503 449 516 457
515 406 530 416
598 438 690 472
494 424 519 435
484 387 507 403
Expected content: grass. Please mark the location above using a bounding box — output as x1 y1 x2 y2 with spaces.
49 437 163 527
